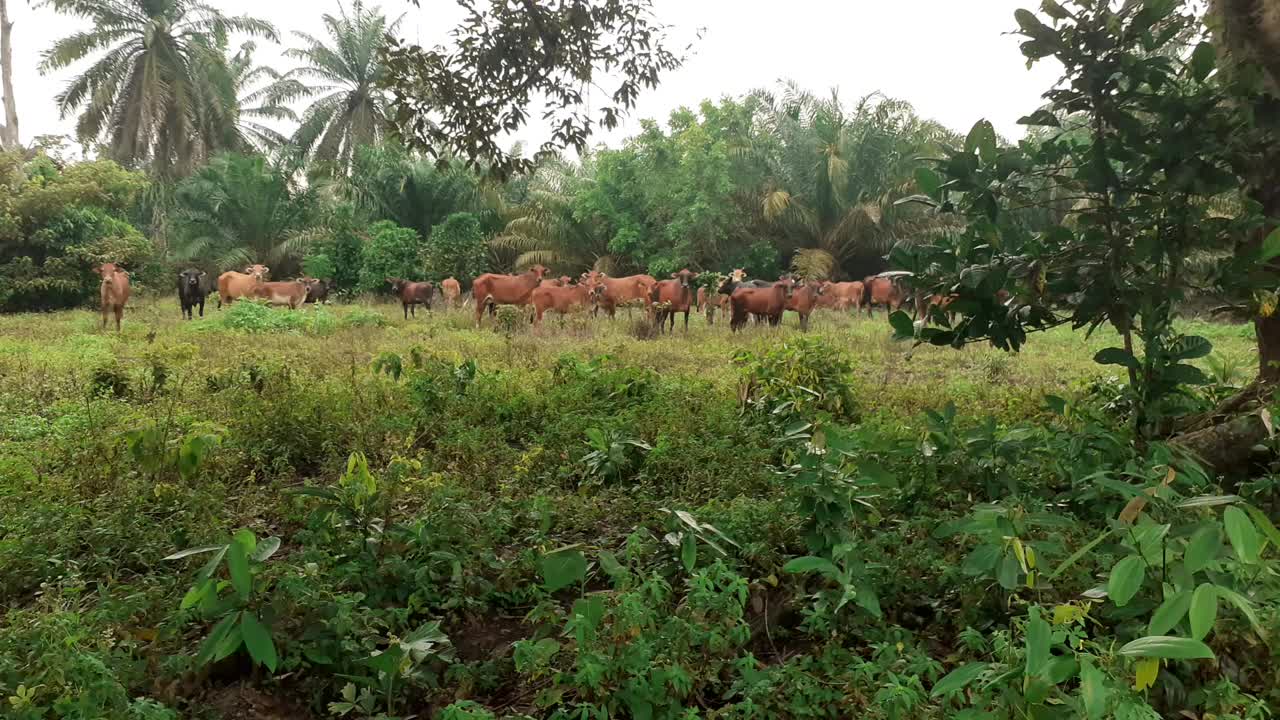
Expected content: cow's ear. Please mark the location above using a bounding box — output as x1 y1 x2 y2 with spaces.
199 271 207 278
670 272 678 278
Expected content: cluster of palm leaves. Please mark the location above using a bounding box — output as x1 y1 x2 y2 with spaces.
41 0 394 178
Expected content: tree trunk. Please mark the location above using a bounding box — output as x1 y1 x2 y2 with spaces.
0 0 17 150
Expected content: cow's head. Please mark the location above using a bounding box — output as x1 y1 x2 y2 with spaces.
730 268 746 282
94 263 122 282
717 275 736 295
243 264 269 281
528 264 550 282
778 276 797 298
386 278 407 293
671 269 698 289
179 268 205 288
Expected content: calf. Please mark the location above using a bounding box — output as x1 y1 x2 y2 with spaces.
95 263 131 331
217 264 270 308
388 278 434 319
177 268 208 320
727 277 795 332
251 279 308 309
441 277 461 308
649 268 699 334
531 280 603 325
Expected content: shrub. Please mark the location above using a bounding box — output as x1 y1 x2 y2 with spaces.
423 212 487 284
357 220 423 293
734 336 857 422
216 300 338 334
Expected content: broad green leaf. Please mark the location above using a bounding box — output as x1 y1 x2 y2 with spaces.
964 120 998 162
1025 606 1051 678
540 549 588 592
1190 42 1216 82
597 550 626 580
1244 504 1280 552
196 613 239 666
1169 335 1212 361
1094 347 1140 371
1166 363 1209 386
1040 0 1069 20
1261 227 1280 263
888 310 915 339
1108 555 1145 606
1117 636 1215 660
1223 506 1260 563
783 556 839 577
252 536 281 562
1079 657 1108 720
1147 590 1191 635
1184 525 1221 573
240 612 278 672
680 532 697 572
855 584 882 619
930 662 989 698
1215 586 1267 640
997 551 1021 589
226 535 252 600
1189 583 1218 640
914 167 942 198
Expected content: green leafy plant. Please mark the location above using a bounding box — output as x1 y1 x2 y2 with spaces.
165 529 283 671
580 427 652 486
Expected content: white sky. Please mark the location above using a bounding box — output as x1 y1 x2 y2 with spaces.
4 0 1063 158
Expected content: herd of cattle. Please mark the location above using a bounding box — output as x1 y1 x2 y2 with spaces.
89 262 926 332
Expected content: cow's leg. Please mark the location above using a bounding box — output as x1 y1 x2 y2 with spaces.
683 310 689 332
113 305 123 331
101 305 108 330
198 300 204 318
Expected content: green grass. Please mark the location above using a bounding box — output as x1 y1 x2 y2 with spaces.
0 298 1269 720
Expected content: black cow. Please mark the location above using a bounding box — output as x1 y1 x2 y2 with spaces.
302 277 331 304
177 269 208 320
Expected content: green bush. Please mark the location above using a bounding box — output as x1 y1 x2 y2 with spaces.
216 300 338 334
423 212 487 284
358 220 423 293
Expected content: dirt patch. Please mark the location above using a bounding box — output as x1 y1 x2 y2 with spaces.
450 613 530 662
206 683 314 720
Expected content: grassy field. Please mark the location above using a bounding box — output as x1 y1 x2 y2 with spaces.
0 297 1272 720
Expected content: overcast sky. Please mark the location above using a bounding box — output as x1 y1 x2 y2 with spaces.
4 0 1063 158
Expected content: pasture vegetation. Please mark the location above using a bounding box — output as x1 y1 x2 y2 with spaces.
1 299 1276 719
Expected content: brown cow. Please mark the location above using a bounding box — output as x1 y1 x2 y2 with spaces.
251 279 308 309
862 275 904 317
217 264 270 308
532 279 603 326
584 271 656 319
649 269 699 334
820 281 865 312
441 277 462 308
728 277 795 332
472 265 549 326
388 279 434 319
786 280 824 331
94 263 131 331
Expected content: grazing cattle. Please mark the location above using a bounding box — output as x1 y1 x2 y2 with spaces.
301 277 331 304
727 277 795 332
471 265 549 326
730 268 747 282
584 271 657 319
95 263 131 331
532 279 603 325
217 264 270 308
388 279 434 319
177 268 208 320
251 279 308 309
786 280 824 331
862 275 905 317
819 281 865 312
649 268 699 333
441 277 461 308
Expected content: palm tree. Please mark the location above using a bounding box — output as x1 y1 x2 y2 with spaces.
39 0 276 178
170 153 317 273
491 155 614 274
267 1 400 176
224 42 301 153
343 143 493 240
752 83 960 278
